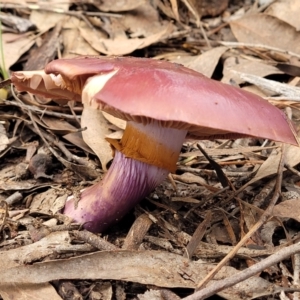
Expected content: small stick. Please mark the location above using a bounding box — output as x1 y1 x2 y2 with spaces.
184 211 212 259
75 230 118 251
3 99 80 120
195 144 285 290
183 241 300 300
293 253 300 300
285 163 300 178
122 214 153 250
5 192 23 206
0 79 11 89
233 72 300 99
220 41 300 59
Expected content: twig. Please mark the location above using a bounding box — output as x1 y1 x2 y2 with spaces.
11 85 84 163
68 101 81 127
5 192 23 206
75 230 118 251
285 163 300 178
27 123 89 166
122 214 153 250
0 201 8 233
0 79 11 89
252 178 276 207
207 22 229 37
3 99 80 120
184 211 212 259
180 0 201 27
195 144 285 290
219 41 300 59
293 253 300 299
266 96 300 101
184 186 230 219
232 72 300 99
182 242 300 300
199 22 211 48
160 289 181 300
1 4 123 23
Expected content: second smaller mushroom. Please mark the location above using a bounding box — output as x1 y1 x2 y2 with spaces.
11 56 299 232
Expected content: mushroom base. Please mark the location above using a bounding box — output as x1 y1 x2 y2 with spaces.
64 150 169 232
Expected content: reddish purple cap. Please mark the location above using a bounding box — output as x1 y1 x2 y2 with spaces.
13 56 299 145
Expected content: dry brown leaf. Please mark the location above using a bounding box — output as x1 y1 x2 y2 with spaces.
195 0 229 17
260 219 282 246
0 232 73 300
156 0 176 19
1 0 27 4
2 33 35 69
30 189 66 215
28 0 70 32
56 155 99 179
34 114 77 135
37 116 93 154
30 11 66 32
0 180 48 192
222 57 283 85
105 130 123 140
79 22 173 56
180 0 201 26
95 0 146 12
170 0 180 22
246 144 300 186
241 85 268 98
0 164 54 191
24 21 63 70
273 199 300 222
63 132 95 155
239 201 263 232
0 13 36 33
172 172 208 186
230 14 300 55
265 0 300 31
62 18 99 58
211 220 238 245
0 124 9 152
102 111 126 130
0 283 62 300
138 290 161 300
180 145 275 158
171 46 228 78
36 0 70 11
81 106 113 171
0 249 274 299
89 282 112 300
121 2 169 37
0 232 71 269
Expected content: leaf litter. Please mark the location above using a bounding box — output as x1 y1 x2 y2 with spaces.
2 0 300 299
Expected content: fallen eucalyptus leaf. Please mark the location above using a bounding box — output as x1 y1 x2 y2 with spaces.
230 14 300 55
273 199 300 222
0 250 275 300
81 106 113 171
0 231 76 300
79 23 173 56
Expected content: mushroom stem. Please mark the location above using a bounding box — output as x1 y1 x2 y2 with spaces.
64 121 187 232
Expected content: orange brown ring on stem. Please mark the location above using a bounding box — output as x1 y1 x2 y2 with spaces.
106 122 183 173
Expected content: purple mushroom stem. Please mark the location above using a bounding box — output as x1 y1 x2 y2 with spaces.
64 121 187 232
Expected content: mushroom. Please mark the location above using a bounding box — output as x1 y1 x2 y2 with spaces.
11 56 299 232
